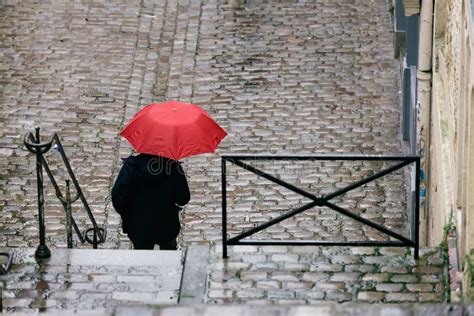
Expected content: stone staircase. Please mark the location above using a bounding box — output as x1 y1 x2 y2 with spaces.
0 244 451 313
0 248 183 313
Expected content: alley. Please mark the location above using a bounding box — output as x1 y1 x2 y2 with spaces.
0 0 444 307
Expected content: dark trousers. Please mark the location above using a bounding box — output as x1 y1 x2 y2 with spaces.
132 239 177 250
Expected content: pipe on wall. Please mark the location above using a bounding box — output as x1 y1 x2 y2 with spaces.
416 0 434 247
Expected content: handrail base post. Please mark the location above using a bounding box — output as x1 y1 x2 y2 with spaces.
223 242 228 259
35 244 51 259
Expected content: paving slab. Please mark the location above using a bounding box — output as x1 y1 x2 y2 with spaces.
113 304 468 316
0 248 183 313
180 244 211 304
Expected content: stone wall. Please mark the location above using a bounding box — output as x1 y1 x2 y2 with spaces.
428 0 474 299
428 0 473 248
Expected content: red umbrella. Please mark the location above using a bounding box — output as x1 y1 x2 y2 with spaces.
120 100 227 160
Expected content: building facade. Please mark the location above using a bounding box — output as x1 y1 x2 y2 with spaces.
401 0 474 299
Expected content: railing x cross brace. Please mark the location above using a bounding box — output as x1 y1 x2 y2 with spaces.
221 154 421 259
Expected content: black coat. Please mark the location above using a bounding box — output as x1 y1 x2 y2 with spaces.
111 154 190 244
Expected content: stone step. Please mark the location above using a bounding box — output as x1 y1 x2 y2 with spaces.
0 248 183 313
114 304 472 316
3 303 472 316
205 245 447 304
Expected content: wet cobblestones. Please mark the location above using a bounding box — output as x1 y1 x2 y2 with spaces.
1 0 405 248
206 245 445 304
177 0 404 244
0 0 156 249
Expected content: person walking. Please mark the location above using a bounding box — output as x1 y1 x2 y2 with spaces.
112 154 190 250
112 100 227 250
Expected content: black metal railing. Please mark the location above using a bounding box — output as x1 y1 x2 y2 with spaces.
222 154 421 259
24 128 106 258
0 252 14 275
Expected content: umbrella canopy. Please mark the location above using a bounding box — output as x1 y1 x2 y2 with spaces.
120 101 227 161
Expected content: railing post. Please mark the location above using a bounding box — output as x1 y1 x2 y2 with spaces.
93 228 98 249
414 157 420 259
222 159 228 259
65 179 73 249
34 128 51 259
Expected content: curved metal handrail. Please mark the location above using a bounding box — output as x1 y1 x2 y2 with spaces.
23 132 54 154
0 252 14 275
24 128 106 251
51 133 105 245
84 227 107 245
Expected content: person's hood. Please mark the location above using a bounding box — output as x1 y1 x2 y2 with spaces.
122 154 178 178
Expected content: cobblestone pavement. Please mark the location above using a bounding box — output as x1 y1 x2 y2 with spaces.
206 245 446 304
0 0 408 249
0 248 182 313
0 0 164 249
173 0 406 245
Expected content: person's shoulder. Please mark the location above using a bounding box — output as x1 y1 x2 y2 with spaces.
121 155 139 167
